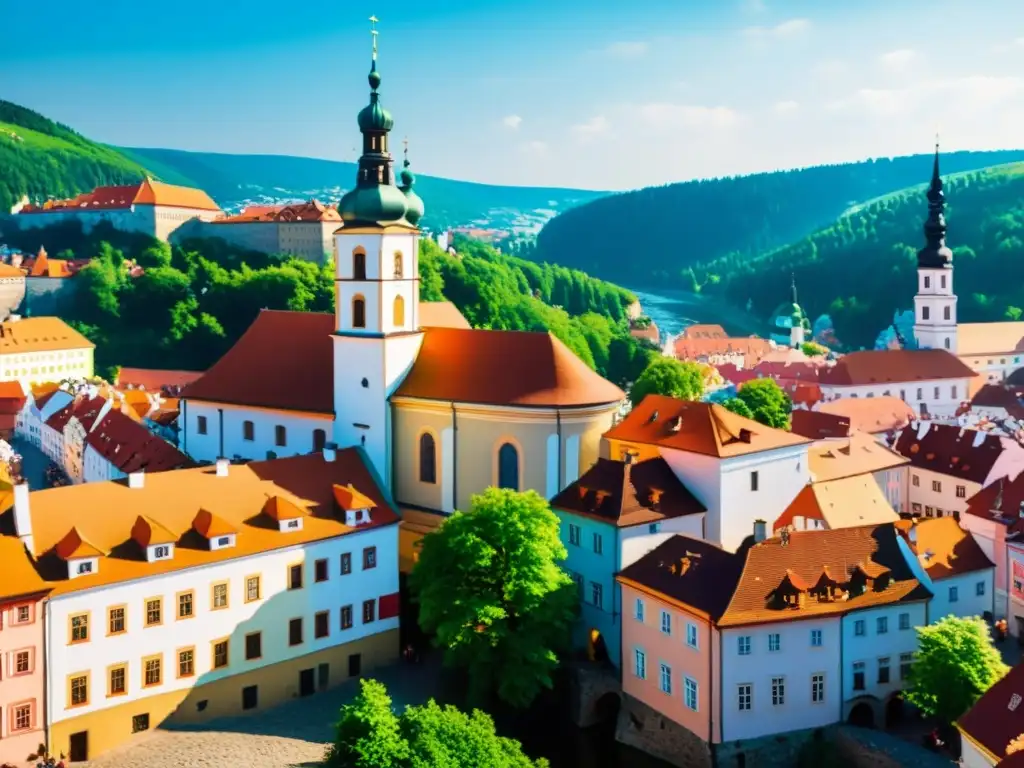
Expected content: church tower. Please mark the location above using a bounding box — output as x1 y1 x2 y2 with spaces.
913 144 957 353
332 17 425 487
788 275 805 348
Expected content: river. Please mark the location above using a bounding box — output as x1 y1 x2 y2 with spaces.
628 286 768 343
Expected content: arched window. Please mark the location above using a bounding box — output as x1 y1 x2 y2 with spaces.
353 250 366 280
352 296 366 329
394 252 404 279
943 306 951 320
393 295 405 328
419 433 436 484
313 429 327 452
497 442 519 491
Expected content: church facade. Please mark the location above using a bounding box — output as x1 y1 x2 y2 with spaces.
179 40 626 569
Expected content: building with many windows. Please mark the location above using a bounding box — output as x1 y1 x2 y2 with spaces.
1 448 400 761
199 200 341 264
0 316 94 390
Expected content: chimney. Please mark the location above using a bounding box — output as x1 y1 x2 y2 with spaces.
13 483 33 551
623 451 636 466
128 470 145 489
323 442 337 462
753 519 767 543
216 458 229 477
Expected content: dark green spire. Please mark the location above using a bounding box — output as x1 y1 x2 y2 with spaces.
917 139 953 268
399 137 425 227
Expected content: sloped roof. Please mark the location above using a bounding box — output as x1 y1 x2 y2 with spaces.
86 408 191 474
957 662 1024 762
117 367 204 393
19 180 221 214
816 396 916 434
893 421 1010 485
973 385 1024 420
419 301 471 330
808 431 909 482
791 410 851 441
45 395 107 433
818 349 976 385
213 199 339 223
774 475 900 531
910 516 994 580
605 394 810 458
958 322 1024 356
132 179 221 211
550 456 705 527
0 317 93 353
131 515 177 547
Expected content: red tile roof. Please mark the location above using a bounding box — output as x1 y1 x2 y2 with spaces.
973 385 1024 420
816 396 916 435
673 335 772 363
418 301 471 330
963 475 1024 535
818 349 977 386
116 367 204 394
892 422 1008 485
680 324 728 340
716 364 759 387
550 456 705 527
20 180 220 214
45 396 107 433
214 199 340 223
957 662 1024 762
791 410 851 441
909 516 994 580
86 408 191 474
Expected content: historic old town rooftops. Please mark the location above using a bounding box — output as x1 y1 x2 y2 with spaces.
116 367 204 395
85 407 191 474
963 474 1024 536
0 316 93 353
892 421 1011 484
790 410 851 441
0 448 398 597
808 431 909 482
550 456 705 528
957 661 1024 764
212 199 341 224
907 515 993 581
605 394 810 458
817 349 976 385
774 475 900 532
815 396 916 435
19 178 221 214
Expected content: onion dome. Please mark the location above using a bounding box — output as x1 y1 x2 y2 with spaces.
398 142 425 226
339 184 409 224
357 61 394 132
917 142 953 268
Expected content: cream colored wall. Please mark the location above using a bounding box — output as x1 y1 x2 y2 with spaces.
0 347 93 389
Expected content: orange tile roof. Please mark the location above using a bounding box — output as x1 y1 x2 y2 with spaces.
117 367 204 393
192 508 238 538
673 335 772 363
957 663 1024 761
0 263 25 278
605 394 810 458
419 301 471 330
816 396 915 435
808 432 909 482
131 515 178 547
774 475 899 531
910 516 994 580
791 410 851 440
333 483 377 511
54 526 105 560
0 449 398 597
263 495 305 522
214 199 339 223
131 178 221 211
0 489 49 601
680 324 728 340
819 349 977 385
0 316 93 353
19 180 220 214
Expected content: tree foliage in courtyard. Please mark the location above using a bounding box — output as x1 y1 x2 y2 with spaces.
905 615 1008 724
628 356 705 406
733 378 792 429
409 488 577 709
326 679 549 768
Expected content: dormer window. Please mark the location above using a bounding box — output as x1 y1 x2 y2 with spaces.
150 544 173 561
192 509 238 551
76 559 95 575
263 495 306 533
212 535 236 551
333 483 377 527
55 527 104 580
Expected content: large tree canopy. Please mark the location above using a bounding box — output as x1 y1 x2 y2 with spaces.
410 488 577 708
734 378 792 429
628 356 705 406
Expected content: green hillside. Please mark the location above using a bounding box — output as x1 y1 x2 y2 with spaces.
532 150 1024 287
689 162 1024 348
0 100 151 215
117 147 605 230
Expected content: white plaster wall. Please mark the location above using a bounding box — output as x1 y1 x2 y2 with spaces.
720 620 841 742
620 515 705 570
545 433 559 500
841 602 925 704
719 446 810 552
658 450 723 540
182 401 331 463
46 523 399 726
565 434 580 484
0 348 93 390
440 427 455 512
907 467 979 518
928 571 994 624
959 737 996 768
873 467 907 514
819 377 971 419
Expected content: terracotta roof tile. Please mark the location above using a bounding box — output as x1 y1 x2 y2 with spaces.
680 325 729 340
332 483 377 511
0 317 93 353
551 456 705 527
818 349 977 386
192 508 237 538
958 322 1024 356
85 408 190 474
964 475 1024 535
213 199 339 223
893 422 1009 484
808 432 909 482
0 263 26 278
957 662 1024 760
605 394 810 458
673 335 772 363
54 526 105 560
131 515 178 547
791 410 851 441
131 179 221 211
973 385 1024 420
263 495 305 522
774 475 899 532
910 516 994 580
816 396 916 435
419 301 471 330
117 367 204 393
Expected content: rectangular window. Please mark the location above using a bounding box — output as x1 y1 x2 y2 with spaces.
143 656 162 687
242 685 258 711
108 664 126 696
878 657 890 684
341 552 352 575
660 610 672 635
315 611 330 639
932 480 941 492
634 598 645 622
685 677 699 711
949 586 959 603
899 612 910 630
634 649 646 679
809 629 823 647
593 532 603 555
145 598 162 627
956 485 966 498
912 474 920 487
13 703 32 731
69 673 89 707
876 616 888 634
568 524 580 546
243 420 254 441
853 662 865 691
737 684 752 711
246 575 261 603
245 632 262 661
288 564 304 590
768 633 781 652
275 425 287 446
197 415 207 435
363 599 376 624
771 677 785 706
738 636 751 655
363 546 377 569
108 605 126 635
751 471 759 491
977 581 986 596
69 612 89 644
315 558 329 583
178 591 194 619
289 618 304 646
659 663 672 695
212 582 229 610
649 522 661 534
812 673 825 703
591 582 604 609
341 605 354 630
178 648 195 679
686 623 699 649
15 605 31 624
900 652 913 680
212 639 229 669
14 650 31 674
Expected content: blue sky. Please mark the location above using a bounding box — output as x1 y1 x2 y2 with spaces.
5 0 1024 190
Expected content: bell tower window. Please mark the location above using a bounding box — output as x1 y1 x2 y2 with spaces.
393 296 405 328
943 306 950 320
353 250 366 280
394 252 404 278
352 296 366 329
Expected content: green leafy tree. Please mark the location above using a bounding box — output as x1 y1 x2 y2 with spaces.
629 356 705 406
736 378 792 429
410 488 577 709
325 679 409 768
905 616 1008 724
721 397 754 419
1007 306 1023 321
800 341 828 357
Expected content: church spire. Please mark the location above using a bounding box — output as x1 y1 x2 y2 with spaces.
790 272 798 305
917 138 952 268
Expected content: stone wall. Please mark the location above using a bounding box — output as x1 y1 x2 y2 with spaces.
714 726 825 768
567 660 621 728
23 277 78 316
832 726 954 768
615 693 712 768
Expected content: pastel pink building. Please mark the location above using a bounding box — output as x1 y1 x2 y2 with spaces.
0 534 49 765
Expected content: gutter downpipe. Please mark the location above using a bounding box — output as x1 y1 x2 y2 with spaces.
217 407 224 459
450 402 458 514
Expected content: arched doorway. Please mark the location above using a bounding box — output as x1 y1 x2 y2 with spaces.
593 692 621 725
885 693 905 728
849 702 875 729
588 629 609 665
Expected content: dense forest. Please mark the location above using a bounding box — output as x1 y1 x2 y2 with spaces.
1 221 655 387
0 100 151 215
532 150 1024 287
688 162 1024 348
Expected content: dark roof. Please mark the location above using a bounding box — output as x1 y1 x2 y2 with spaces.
86 409 191 474
791 410 850 441
892 422 1007 485
910 516 994 580
818 349 977 386
957 662 1024 761
618 536 744 622
45 396 108 432
550 457 705 527
972 385 1024 420
963 475 1024 535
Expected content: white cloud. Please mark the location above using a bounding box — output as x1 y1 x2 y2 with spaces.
828 76 1024 117
878 48 917 72
813 59 848 80
773 100 800 116
571 115 611 140
742 18 811 39
604 41 649 59
502 115 522 130
637 103 741 130
519 140 548 156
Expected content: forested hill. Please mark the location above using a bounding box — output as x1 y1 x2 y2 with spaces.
689 162 1024 349
0 101 151 215
533 150 1024 286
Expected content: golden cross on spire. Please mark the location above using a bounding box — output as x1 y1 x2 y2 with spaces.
369 15 379 59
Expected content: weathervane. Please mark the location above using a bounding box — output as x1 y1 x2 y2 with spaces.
370 15 379 60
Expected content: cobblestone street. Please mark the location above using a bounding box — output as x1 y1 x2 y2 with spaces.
79 655 445 768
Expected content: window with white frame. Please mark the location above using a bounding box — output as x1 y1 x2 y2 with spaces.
684 677 698 711
686 622 698 649
634 649 646 679
768 633 781 652
737 684 752 711
771 677 785 706
634 598 645 622
660 610 671 635
738 635 751 655
810 629 822 647
811 673 825 703
660 663 672 695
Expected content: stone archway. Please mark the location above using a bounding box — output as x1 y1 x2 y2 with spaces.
849 701 876 729
885 692 906 728
594 691 622 724
588 629 609 665
569 661 621 728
